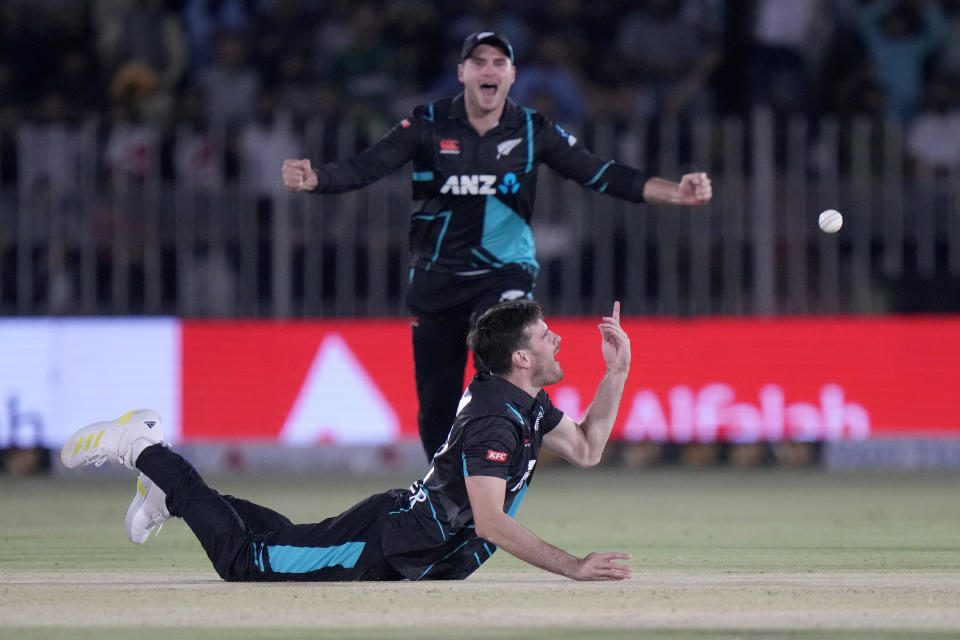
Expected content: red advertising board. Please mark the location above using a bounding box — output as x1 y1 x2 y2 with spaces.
182 319 420 442
181 315 960 443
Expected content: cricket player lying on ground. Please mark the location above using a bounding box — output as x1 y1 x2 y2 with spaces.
60 300 632 582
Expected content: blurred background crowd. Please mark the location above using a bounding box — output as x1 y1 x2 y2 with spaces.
2 0 960 322
3 0 960 472
2 0 960 185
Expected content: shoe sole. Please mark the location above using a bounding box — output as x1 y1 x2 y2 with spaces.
60 421 113 469
60 410 162 470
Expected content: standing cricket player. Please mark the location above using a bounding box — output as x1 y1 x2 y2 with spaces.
283 31 711 459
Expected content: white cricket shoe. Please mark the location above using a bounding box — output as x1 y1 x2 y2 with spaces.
60 409 164 470
125 473 170 544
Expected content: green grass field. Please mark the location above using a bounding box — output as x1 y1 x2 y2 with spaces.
2 466 959 639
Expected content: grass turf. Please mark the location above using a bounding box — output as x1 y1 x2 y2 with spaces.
1 466 959 638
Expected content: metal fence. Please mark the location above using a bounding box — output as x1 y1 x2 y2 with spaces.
2 107 959 318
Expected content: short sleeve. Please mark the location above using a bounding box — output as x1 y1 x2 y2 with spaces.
538 392 565 436
461 416 520 479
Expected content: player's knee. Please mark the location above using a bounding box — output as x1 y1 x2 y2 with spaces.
212 539 260 582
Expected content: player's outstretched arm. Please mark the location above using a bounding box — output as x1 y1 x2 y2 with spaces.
281 116 420 195
465 474 632 581
282 158 319 192
643 172 712 206
542 301 630 467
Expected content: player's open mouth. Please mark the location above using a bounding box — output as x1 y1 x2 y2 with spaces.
480 83 498 97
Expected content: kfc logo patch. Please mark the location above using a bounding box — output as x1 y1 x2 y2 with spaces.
486 449 508 462
440 139 461 154
400 118 411 128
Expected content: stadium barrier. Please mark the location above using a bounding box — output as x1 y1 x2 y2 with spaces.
2 108 959 319
3 109 959 470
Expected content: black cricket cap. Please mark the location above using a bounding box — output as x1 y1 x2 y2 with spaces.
460 31 514 63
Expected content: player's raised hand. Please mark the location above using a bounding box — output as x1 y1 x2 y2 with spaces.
599 301 630 374
572 551 633 581
678 171 712 205
282 159 319 192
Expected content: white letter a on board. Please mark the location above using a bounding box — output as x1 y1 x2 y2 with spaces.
280 334 400 445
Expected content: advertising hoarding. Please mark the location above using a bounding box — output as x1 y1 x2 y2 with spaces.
3 315 957 447
180 315 960 443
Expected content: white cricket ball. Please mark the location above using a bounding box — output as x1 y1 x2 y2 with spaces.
818 209 843 233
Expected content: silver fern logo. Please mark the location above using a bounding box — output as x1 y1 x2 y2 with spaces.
496 138 523 159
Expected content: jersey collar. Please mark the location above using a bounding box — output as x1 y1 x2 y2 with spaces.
476 371 544 411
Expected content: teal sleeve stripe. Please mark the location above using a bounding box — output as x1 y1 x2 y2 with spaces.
598 182 608 193
462 452 469 477
586 161 613 187
524 109 535 173
267 541 365 573
413 171 434 181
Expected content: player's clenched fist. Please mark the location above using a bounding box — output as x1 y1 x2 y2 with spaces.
282 159 318 192
678 172 712 205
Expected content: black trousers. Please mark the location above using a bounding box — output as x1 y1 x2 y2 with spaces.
136 444 403 582
407 266 535 459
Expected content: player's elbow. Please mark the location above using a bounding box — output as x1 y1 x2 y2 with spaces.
577 449 604 468
474 522 492 542
473 521 495 543
567 440 603 467
560 450 601 468
472 514 505 544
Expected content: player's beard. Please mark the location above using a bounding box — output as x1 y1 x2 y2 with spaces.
532 356 563 388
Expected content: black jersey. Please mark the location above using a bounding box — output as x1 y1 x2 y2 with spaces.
381 372 564 580
310 95 650 275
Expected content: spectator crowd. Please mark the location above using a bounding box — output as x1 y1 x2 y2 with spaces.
1 1 958 322
0 0 959 206
2 1 959 143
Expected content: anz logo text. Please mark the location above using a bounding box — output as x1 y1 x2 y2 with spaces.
440 173 520 196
